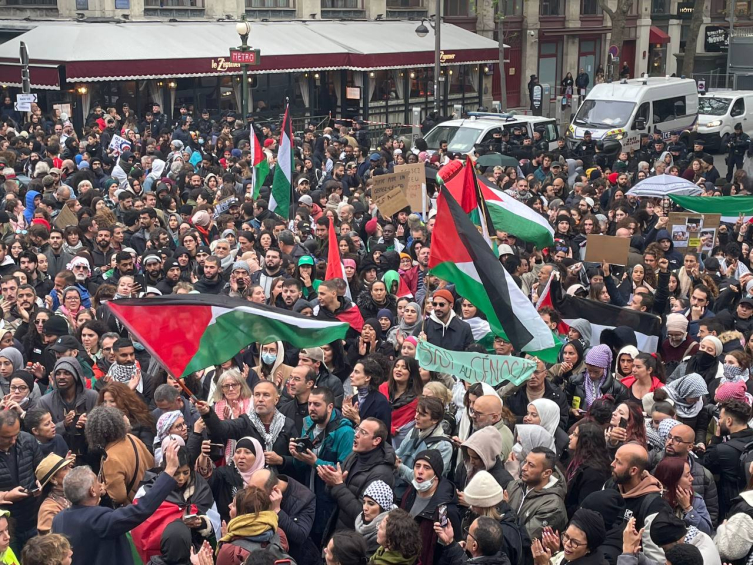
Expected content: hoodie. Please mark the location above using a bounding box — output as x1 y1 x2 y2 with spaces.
456 426 514 490
568 318 592 349
38 356 98 435
23 189 40 223
615 472 672 562
424 309 474 352
654 229 683 270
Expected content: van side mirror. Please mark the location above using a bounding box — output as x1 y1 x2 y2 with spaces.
635 117 647 130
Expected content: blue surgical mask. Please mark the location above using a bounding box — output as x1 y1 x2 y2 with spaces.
261 353 276 365
133 341 145 352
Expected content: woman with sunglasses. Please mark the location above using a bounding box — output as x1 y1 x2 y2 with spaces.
21 308 52 367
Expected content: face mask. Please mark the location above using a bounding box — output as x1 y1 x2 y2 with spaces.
512 443 523 456
133 341 145 352
411 476 435 493
261 353 276 365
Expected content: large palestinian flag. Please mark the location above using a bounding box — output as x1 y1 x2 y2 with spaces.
669 194 753 223
269 104 294 219
429 182 555 353
439 160 555 249
107 295 348 377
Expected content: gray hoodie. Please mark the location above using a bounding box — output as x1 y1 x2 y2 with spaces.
38 356 98 434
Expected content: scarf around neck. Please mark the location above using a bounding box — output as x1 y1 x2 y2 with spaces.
220 511 279 543
247 410 286 451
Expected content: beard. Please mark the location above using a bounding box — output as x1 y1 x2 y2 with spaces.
96 239 109 250
612 468 631 485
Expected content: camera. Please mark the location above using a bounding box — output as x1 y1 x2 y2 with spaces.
293 437 314 453
528 30 536 37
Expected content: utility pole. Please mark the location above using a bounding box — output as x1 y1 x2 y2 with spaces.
727 0 735 88
497 7 507 108
434 0 442 113
19 42 29 94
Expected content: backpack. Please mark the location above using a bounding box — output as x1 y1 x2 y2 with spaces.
727 438 753 490
229 533 297 565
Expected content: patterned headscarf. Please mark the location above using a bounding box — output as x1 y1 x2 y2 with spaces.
665 373 708 418
657 418 682 442
156 410 182 445
583 344 613 407
715 380 748 403
363 480 396 512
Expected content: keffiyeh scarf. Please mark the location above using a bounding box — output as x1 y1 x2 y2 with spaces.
247 410 286 451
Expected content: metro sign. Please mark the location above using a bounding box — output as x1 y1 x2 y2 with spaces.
229 49 261 65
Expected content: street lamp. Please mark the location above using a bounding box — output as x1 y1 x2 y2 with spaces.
415 4 442 113
236 17 251 118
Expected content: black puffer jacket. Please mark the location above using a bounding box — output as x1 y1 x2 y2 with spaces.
328 443 396 533
704 426 753 519
565 371 628 410
278 475 319 565
356 291 397 320
0 431 42 532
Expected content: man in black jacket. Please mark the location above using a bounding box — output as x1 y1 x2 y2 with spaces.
506 359 569 429
0 410 43 553
248 469 319 565
423 289 474 352
193 256 226 295
318 417 395 534
435 516 510 565
704 399 753 518
197 381 297 475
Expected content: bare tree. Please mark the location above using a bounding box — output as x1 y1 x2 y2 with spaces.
681 0 706 78
597 0 635 80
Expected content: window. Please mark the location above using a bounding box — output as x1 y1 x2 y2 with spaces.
581 0 601 14
387 0 422 6
247 0 293 6
322 0 361 7
540 0 562 15
542 121 559 141
732 97 746 117
651 0 669 13
653 96 687 123
632 102 650 128
504 0 523 15
445 0 470 16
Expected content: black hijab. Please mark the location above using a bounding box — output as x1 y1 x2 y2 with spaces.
158 520 192 565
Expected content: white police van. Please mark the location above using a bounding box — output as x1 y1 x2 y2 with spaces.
566 77 699 153
697 90 753 151
423 113 560 155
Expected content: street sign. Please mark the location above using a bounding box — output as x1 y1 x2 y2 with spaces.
609 45 619 57
15 93 36 112
698 79 707 93
229 49 261 65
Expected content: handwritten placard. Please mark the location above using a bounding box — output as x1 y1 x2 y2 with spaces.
372 171 411 218
393 163 427 212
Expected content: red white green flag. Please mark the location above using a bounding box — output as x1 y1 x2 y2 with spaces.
106 295 348 377
269 104 294 219
325 217 351 300
250 128 269 199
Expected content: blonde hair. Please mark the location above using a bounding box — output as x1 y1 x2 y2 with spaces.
423 381 452 406
212 367 253 403
21 533 71 565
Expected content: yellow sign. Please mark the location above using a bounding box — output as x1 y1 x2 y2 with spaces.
439 51 456 63
211 58 242 72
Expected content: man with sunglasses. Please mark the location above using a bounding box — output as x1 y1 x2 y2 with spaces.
648 422 719 526
423 289 473 352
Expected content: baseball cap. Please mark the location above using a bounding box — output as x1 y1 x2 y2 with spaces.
740 297 753 308
299 195 313 206
49 335 80 353
300 347 325 363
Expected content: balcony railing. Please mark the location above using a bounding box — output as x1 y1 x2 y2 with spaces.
144 0 204 6
387 0 422 6
246 0 293 6
322 0 362 7
1 0 56 6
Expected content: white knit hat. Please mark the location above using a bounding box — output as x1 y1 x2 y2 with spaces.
463 470 505 507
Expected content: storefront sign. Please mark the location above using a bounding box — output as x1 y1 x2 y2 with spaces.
439 51 456 63
211 58 242 72
677 1 694 18
229 49 261 65
705 26 729 52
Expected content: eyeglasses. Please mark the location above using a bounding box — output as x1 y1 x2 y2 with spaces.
34 319 46 326
354 427 372 437
463 528 477 544
667 435 692 445
221 382 241 390
9 385 28 392
432 301 448 307
562 533 587 549
172 422 187 430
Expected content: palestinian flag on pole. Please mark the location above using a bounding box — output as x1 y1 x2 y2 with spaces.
106 294 348 377
669 194 753 223
269 104 294 220
429 180 555 353
438 160 555 249
250 128 269 199
535 273 570 335
325 217 351 300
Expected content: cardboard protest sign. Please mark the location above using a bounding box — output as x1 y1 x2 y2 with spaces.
54 205 79 229
372 171 410 218
108 134 131 156
416 340 536 386
213 196 238 218
393 163 427 212
667 212 721 249
584 234 630 266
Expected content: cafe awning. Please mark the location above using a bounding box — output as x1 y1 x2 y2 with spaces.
649 26 671 45
0 20 501 86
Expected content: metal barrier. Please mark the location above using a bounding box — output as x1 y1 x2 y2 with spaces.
692 71 733 90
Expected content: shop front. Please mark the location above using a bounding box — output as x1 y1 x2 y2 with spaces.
0 19 498 130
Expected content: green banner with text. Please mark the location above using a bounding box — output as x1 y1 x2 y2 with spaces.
416 340 536 387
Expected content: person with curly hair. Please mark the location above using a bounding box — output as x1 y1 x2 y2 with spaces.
98 382 156 451
20 532 72 565
370 508 422 565
325 531 369 565
84 405 154 506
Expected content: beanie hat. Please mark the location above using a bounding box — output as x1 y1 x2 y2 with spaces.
404 336 418 347
649 511 687 546
702 335 723 357
666 313 689 334
463 470 504 507
432 289 454 305
570 508 607 550
363 480 396 512
414 449 444 477
608 172 619 185
232 261 251 275
344 258 357 269
365 217 379 236
43 316 69 337
584 344 612 370
192 210 211 228
11 370 35 392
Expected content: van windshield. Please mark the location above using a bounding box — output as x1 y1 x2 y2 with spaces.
698 97 731 116
573 99 636 128
424 125 483 152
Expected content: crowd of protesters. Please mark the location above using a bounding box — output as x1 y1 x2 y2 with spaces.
0 98 750 565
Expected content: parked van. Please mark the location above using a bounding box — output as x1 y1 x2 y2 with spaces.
566 77 699 154
423 113 559 155
697 90 753 151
